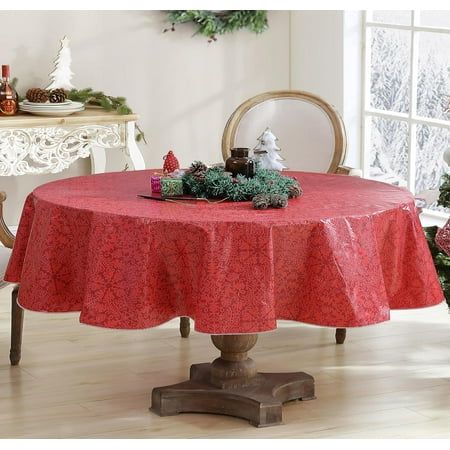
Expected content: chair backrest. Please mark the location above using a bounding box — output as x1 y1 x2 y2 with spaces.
222 90 347 173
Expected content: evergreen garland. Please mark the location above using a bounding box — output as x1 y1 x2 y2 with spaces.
164 10 268 42
182 164 300 202
424 226 450 308
10 80 146 143
67 88 132 115
67 88 146 143
424 173 450 309
437 173 450 208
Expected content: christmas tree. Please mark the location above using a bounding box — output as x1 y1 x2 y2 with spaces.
424 165 450 309
46 36 75 91
253 127 287 171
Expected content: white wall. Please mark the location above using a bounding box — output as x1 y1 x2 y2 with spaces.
0 10 290 224
290 10 362 170
290 11 344 111
1 10 360 225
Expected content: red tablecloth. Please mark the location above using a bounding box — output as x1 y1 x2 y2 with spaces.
5 170 443 333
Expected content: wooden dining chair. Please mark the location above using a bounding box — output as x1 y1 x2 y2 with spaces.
0 191 23 364
179 90 359 344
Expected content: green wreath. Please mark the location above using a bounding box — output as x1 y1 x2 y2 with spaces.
182 162 301 203
164 10 268 41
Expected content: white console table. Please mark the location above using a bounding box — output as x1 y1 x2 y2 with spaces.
0 110 145 176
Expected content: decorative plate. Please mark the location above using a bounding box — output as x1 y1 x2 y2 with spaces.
22 100 73 107
19 103 85 116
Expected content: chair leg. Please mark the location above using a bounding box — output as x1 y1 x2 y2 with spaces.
10 286 23 365
179 317 190 338
335 328 346 344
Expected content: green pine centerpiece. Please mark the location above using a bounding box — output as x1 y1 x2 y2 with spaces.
182 162 301 203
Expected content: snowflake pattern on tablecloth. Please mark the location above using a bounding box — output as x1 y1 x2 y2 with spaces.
5 170 443 333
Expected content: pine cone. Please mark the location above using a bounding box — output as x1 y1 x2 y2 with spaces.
270 194 288 208
189 161 208 173
26 88 49 103
49 88 67 103
288 184 302 199
252 193 271 210
193 171 207 182
189 161 208 182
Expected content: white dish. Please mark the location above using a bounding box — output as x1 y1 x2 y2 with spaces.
19 106 85 117
23 100 73 107
20 101 84 110
20 107 83 113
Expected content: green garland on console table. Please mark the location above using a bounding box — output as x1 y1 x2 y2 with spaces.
10 80 146 143
182 162 301 202
67 88 132 115
67 88 146 143
424 173 450 308
164 10 268 41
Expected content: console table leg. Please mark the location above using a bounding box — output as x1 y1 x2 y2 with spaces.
126 121 146 170
89 145 107 174
151 334 315 427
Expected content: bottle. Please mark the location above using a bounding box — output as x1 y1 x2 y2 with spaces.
0 65 19 116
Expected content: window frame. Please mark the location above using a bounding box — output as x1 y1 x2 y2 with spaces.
361 10 450 221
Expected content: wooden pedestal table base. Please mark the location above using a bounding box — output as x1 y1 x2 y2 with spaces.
151 334 315 427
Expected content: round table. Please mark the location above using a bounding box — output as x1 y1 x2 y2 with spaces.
5 170 443 427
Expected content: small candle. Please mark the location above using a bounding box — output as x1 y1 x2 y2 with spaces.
151 176 162 193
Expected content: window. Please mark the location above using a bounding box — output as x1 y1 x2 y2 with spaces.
362 10 450 215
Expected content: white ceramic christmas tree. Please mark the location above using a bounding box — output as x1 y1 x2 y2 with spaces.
253 127 287 171
46 36 75 91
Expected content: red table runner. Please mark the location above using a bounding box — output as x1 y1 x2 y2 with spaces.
5 170 443 333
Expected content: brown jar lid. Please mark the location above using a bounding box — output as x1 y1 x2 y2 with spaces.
230 147 249 157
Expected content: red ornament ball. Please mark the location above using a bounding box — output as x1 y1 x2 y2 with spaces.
163 150 180 174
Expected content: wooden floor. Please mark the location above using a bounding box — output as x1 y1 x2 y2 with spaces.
0 285 449 438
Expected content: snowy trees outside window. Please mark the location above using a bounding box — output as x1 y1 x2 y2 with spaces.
366 11 450 213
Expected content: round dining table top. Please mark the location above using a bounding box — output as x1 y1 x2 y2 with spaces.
5 170 443 333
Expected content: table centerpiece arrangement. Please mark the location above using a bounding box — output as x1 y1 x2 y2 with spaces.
148 150 302 209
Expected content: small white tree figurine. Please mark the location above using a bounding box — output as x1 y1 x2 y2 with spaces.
253 127 287 171
46 36 75 91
